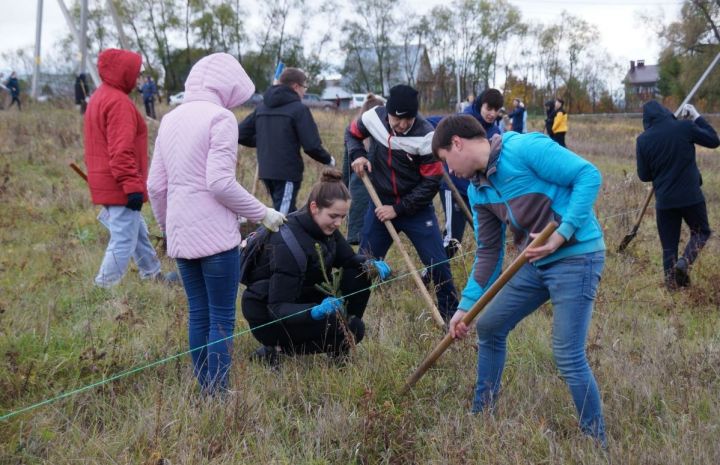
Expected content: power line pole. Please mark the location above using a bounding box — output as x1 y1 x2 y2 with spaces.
80 0 88 75
106 0 129 49
56 0 100 86
31 0 43 99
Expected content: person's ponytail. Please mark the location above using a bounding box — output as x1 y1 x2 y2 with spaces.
306 168 350 209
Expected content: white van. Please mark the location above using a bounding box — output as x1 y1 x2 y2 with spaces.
349 93 385 110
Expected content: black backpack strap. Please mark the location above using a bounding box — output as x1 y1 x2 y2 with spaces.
279 224 307 274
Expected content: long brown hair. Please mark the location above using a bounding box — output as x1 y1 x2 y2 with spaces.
305 168 350 209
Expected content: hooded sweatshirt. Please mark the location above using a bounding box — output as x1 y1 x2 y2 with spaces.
84 49 148 205
237 85 332 182
147 52 267 259
636 100 719 209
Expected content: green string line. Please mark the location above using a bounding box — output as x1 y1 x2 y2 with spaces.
0 250 473 422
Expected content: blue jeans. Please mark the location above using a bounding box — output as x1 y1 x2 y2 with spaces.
95 206 161 287
176 247 240 393
473 251 606 442
360 204 458 319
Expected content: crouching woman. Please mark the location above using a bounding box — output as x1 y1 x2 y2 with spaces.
241 169 390 363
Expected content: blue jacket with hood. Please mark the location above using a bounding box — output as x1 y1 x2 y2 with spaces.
636 100 719 209
459 132 605 310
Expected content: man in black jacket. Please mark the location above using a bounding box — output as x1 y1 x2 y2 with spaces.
346 84 458 320
636 100 719 289
238 68 335 214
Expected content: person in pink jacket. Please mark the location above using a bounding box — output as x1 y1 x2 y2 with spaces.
148 53 285 393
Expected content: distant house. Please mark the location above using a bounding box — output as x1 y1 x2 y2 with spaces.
624 59 660 111
320 85 354 110
342 44 434 107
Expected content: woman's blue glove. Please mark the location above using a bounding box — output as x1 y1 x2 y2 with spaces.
371 260 392 280
310 297 343 320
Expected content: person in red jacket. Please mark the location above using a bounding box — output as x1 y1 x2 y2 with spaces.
84 48 176 287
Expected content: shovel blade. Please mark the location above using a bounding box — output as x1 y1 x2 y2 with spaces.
617 231 637 252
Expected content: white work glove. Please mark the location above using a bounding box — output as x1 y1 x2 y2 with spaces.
681 103 700 121
260 207 286 232
328 156 336 167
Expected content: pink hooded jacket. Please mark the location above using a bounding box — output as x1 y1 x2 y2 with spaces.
148 53 267 259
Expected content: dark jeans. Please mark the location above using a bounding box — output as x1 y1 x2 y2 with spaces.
143 98 156 119
347 173 370 244
263 179 301 215
176 247 240 393
9 96 21 110
440 187 471 256
342 149 370 244
243 268 370 355
360 204 458 319
552 132 566 147
656 201 712 276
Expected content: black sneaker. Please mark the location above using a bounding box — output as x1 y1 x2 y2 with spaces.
444 238 461 258
674 258 690 287
250 345 279 368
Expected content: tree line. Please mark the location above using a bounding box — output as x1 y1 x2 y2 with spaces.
2 0 718 112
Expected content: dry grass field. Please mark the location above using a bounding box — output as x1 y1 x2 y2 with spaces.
0 102 718 464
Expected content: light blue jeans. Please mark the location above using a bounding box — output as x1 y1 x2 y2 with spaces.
473 251 606 442
95 206 161 287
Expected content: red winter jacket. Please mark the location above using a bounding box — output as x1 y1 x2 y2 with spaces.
84 49 148 205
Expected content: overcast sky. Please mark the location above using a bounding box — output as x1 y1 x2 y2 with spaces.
0 0 682 77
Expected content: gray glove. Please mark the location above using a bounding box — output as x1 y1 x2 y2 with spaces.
261 207 286 232
681 103 700 121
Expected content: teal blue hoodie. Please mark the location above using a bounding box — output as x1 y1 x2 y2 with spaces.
459 131 605 310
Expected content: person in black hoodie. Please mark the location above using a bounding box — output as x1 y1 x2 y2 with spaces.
6 72 21 110
544 100 556 138
636 100 719 289
238 68 335 214
241 169 391 364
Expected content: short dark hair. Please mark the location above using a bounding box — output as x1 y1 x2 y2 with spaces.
478 88 504 111
431 115 487 158
279 67 307 87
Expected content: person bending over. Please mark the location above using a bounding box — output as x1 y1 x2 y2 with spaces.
433 114 608 446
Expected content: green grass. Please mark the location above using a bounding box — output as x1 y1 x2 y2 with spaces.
0 104 719 464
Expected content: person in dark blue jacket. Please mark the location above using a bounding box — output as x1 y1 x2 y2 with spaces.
341 93 385 245
636 100 719 289
433 114 608 446
427 89 504 259
140 75 158 119
507 98 525 132
462 88 504 138
239 67 335 214
6 72 21 110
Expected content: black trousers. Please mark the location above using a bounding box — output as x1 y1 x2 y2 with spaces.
552 132 566 147
262 179 301 215
656 201 712 275
9 96 21 110
243 268 371 355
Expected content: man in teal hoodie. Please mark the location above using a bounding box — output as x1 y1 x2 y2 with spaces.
431 114 607 446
